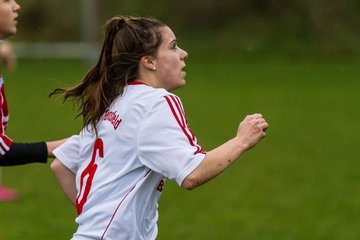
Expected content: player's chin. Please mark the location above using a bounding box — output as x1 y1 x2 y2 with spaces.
168 79 185 91
1 29 16 39
178 78 186 88
180 72 187 84
9 27 17 36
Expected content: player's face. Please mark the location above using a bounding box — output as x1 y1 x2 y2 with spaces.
153 26 188 91
0 0 20 39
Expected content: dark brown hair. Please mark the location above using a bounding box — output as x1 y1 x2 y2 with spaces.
51 16 166 133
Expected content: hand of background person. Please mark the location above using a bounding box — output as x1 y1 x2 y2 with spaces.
0 42 17 72
47 138 69 158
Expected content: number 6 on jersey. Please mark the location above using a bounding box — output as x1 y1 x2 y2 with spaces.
76 138 104 215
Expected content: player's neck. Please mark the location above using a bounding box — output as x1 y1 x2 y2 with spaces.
0 40 4 73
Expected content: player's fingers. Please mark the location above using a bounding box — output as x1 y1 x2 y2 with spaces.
261 122 269 131
251 113 263 119
244 113 263 121
252 117 266 127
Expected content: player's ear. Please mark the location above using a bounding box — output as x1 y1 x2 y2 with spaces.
140 56 157 71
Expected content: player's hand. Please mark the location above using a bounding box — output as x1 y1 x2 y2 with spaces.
235 113 268 151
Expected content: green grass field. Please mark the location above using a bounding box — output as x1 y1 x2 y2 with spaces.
0 55 359 239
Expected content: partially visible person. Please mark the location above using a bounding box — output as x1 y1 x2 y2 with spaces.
0 41 16 71
50 16 268 239
0 39 18 201
0 0 66 201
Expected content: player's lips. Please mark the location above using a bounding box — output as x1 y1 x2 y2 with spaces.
181 64 186 71
181 70 187 78
181 66 186 77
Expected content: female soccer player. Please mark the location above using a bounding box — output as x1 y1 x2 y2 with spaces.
50 16 268 239
0 0 66 200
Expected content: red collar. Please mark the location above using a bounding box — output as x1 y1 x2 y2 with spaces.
128 81 147 86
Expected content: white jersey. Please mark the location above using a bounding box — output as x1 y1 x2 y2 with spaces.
54 82 206 240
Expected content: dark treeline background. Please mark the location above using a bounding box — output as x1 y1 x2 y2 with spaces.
13 0 360 56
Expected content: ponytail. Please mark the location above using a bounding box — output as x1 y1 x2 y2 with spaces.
50 16 165 134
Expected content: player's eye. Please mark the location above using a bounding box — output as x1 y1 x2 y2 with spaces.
170 41 178 49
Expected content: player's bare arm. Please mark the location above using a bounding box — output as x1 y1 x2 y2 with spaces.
51 159 77 206
181 113 268 190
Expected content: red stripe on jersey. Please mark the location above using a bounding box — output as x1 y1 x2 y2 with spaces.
170 96 201 153
101 185 136 240
164 95 205 155
1 84 9 117
170 96 186 127
0 75 12 156
0 84 4 134
164 96 192 144
172 97 197 142
101 170 152 240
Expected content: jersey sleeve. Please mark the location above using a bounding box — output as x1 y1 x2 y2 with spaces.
138 94 206 186
53 135 80 173
0 134 13 157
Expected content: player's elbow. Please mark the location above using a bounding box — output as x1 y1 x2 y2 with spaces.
181 175 201 190
50 158 62 173
181 179 197 190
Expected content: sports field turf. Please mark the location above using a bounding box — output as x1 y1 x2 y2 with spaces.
0 55 359 239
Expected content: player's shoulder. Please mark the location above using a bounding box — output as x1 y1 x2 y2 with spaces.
145 88 180 109
149 87 176 100
127 84 178 104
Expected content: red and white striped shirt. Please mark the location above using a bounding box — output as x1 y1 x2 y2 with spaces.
0 71 13 157
54 81 206 240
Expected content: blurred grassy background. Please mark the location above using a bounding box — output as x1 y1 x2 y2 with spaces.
1 0 360 239
0 54 359 239
12 0 360 55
